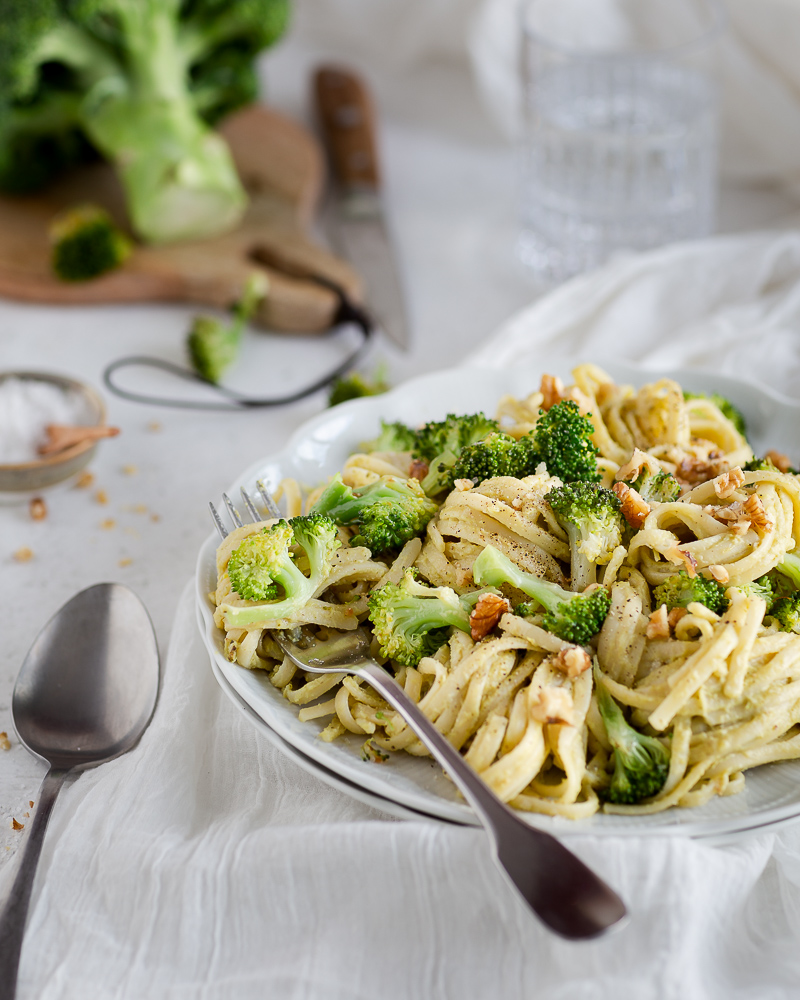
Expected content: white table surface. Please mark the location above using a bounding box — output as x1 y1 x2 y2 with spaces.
1 35 798 874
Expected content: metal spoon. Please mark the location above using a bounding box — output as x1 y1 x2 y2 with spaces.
0 583 160 999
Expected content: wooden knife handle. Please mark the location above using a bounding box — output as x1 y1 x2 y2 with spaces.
314 66 380 192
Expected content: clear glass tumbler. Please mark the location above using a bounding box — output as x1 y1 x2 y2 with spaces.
518 0 725 283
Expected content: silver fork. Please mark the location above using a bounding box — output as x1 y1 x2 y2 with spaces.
209 495 627 940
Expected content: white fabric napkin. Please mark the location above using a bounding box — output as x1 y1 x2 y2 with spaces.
14 228 800 998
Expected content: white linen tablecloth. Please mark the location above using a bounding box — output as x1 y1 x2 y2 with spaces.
10 228 800 999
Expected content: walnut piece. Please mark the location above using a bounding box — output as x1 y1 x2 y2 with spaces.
667 607 688 629
766 450 792 473
11 818 23 831
408 459 429 481
612 481 650 529
469 593 511 641
13 547 33 563
676 453 728 487
708 564 730 584
666 544 698 577
0 731 10 751
713 467 745 499
707 500 752 535
539 373 565 410
552 646 591 679
743 493 773 534
616 447 652 483
530 687 574 726
646 605 670 639
453 479 473 492
29 497 47 521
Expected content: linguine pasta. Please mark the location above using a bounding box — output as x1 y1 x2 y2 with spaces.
211 364 800 818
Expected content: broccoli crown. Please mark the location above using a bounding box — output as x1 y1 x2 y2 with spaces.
416 412 500 495
733 575 775 611
630 468 681 504
187 271 266 383
49 202 130 281
770 592 800 634
744 457 778 473
546 482 623 565
532 400 600 483
222 513 340 627
366 420 419 454
367 569 481 666
684 391 747 437
472 544 611 645
595 669 670 804
652 570 730 615
451 431 542 486
310 474 438 553
328 370 390 408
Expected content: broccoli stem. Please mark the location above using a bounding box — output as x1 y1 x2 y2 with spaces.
472 545 570 616
777 552 800 590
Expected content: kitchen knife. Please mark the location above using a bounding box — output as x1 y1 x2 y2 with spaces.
314 66 410 351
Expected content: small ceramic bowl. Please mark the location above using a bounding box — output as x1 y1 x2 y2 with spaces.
0 371 107 493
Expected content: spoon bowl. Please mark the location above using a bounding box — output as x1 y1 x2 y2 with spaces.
0 583 160 999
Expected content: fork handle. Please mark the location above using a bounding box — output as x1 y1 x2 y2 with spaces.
355 661 626 939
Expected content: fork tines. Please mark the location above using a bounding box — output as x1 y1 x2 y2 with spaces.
208 484 281 539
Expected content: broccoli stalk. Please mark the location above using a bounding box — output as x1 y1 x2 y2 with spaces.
594 666 670 804
652 570 730 615
311 474 438 553
49 202 131 281
531 399 600 483
222 513 340 627
545 482 623 591
472 544 611 645
187 271 267 383
0 0 289 243
367 569 487 666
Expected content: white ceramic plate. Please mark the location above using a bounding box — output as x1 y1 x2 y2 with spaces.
196 360 800 840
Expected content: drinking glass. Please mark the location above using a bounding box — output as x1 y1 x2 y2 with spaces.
518 0 725 283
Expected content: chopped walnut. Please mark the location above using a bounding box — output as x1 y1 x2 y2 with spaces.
667 607 687 629
707 500 752 535
708 564 730 584
616 448 652 483
74 470 94 489
676 454 728 487
453 479 473 492
743 493 773 534
0 731 10 751
713 467 745 499
539 373 565 410
29 497 47 521
552 646 591 679
408 459 429 481
531 687 574 726
11 818 23 831
95 489 108 505
13 547 33 563
469 593 511 641
766 450 792 473
100 518 116 530
646 605 670 639
666 545 698 577
612 481 651 529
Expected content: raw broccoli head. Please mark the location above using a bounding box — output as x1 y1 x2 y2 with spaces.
0 0 289 243
595 667 670 804
328 370 390 407
770 592 800 634
532 399 600 483
49 203 131 281
310 474 438 553
652 570 729 615
451 431 541 486
684 391 747 437
630 468 681 504
546 482 623 591
472 544 611 645
416 412 500 495
367 569 483 666
187 271 267 383
222 513 340 627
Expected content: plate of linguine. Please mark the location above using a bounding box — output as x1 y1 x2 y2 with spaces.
196 360 800 838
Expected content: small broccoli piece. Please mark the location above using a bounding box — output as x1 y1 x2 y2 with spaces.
367 569 486 666
416 413 501 496
532 400 600 483
366 420 419 454
472 544 611 645
451 431 541 486
310 474 438 553
187 272 267 383
630 468 681 504
744 457 779 473
770 593 800 634
774 551 800 592
652 570 730 615
49 204 131 282
684 391 747 437
594 666 670 804
222 513 340 627
328 368 390 407
546 482 623 591
734 575 776 611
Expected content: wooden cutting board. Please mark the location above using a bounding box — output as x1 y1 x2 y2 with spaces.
0 105 363 332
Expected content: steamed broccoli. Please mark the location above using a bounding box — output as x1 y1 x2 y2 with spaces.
0 0 289 244
545 482 624 591
49 203 131 281
744 457 779 473
187 271 267 383
366 420 420 454
594 666 670 804
775 551 800 591
472 544 611 645
629 467 681 504
367 569 487 666
531 400 600 483
328 369 390 407
734 576 776 610
451 431 541 486
652 570 729 615
416 413 501 495
770 592 800 634
222 513 340 627
310 474 438 553
684 391 747 437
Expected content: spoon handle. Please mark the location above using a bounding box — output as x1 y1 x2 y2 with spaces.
0 768 68 1000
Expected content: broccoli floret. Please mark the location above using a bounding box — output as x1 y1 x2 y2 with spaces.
472 544 611 645
652 570 730 615
532 400 600 483
222 513 340 627
630 468 681 504
684 391 747 437
328 368 390 407
310 474 438 553
733 575 776 611
414 412 501 495
451 431 541 486
49 203 131 281
367 569 486 666
187 271 267 383
545 482 623 591
743 457 779 473
594 666 670 804
0 0 289 244
770 593 800 634
365 420 419 454
774 551 800 592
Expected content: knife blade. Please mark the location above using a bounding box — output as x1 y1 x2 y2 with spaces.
314 66 410 351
